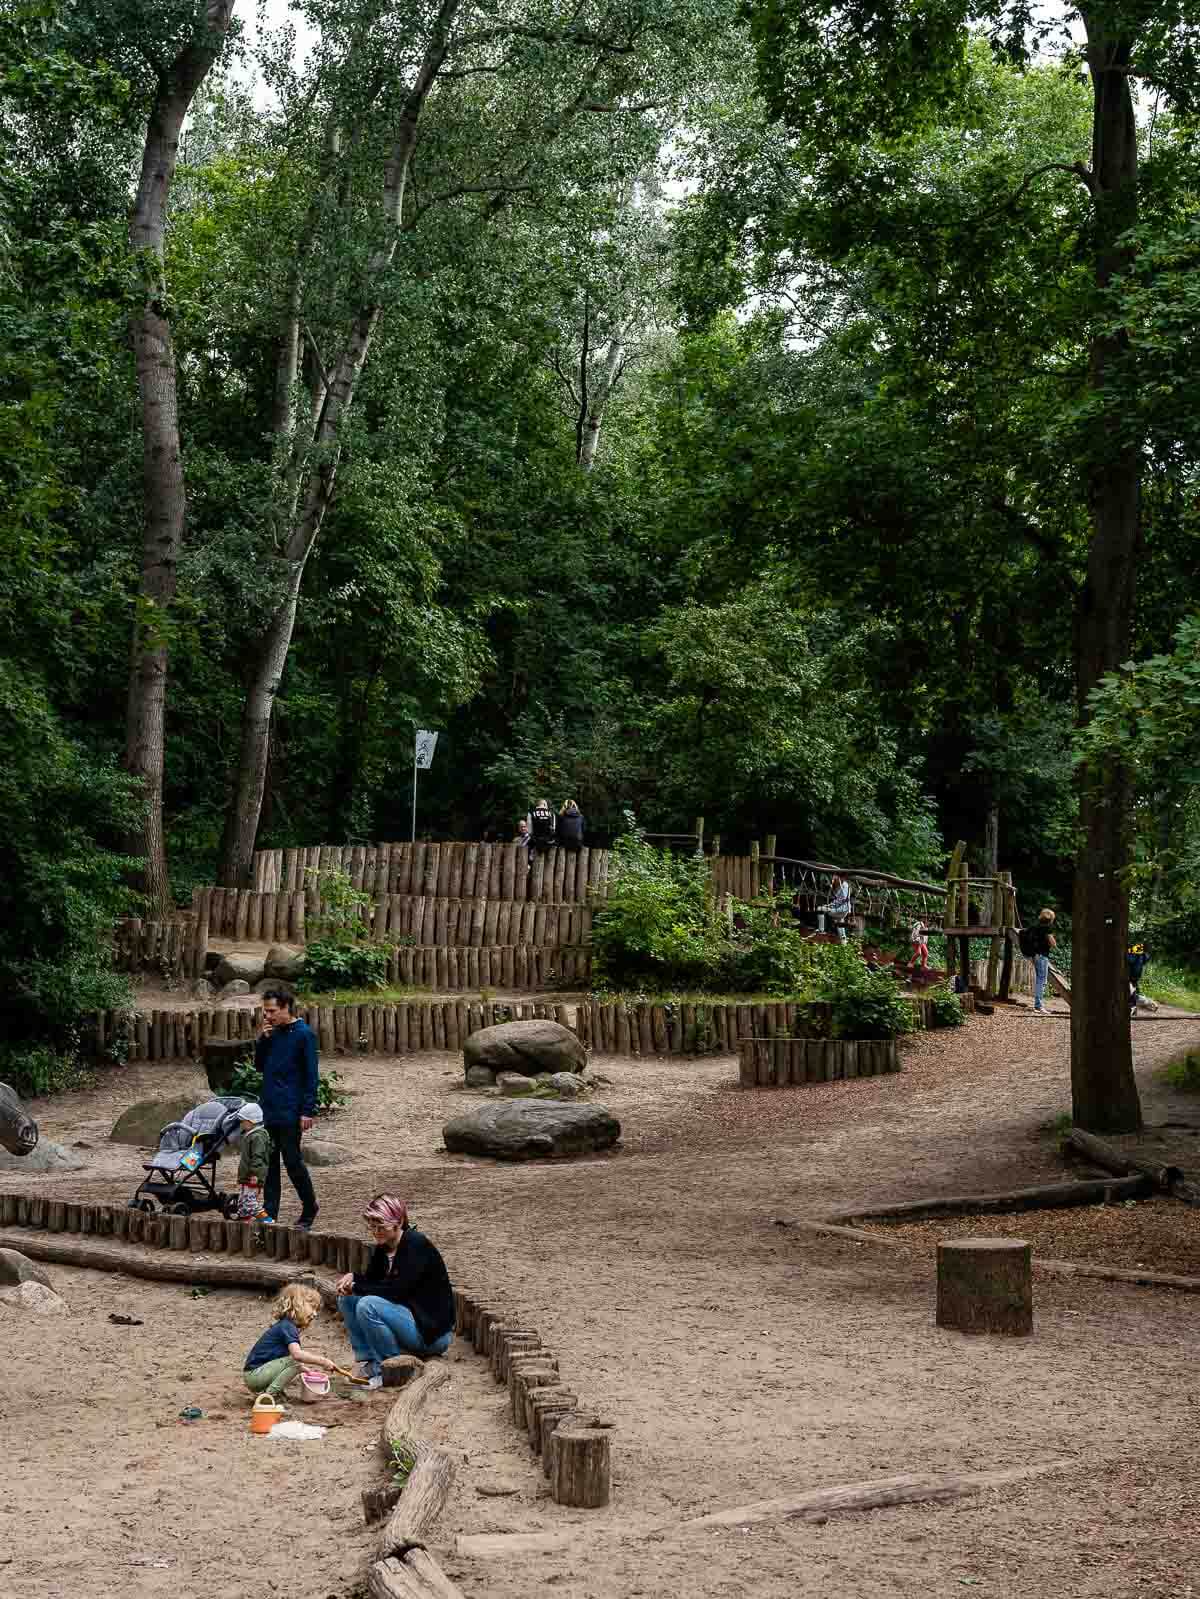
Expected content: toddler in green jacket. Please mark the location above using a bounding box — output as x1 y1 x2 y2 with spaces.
236 1102 272 1221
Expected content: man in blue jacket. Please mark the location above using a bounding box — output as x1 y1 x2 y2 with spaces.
256 990 319 1230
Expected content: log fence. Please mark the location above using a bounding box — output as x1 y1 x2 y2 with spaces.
114 912 208 979
737 1036 899 1085
196 887 594 948
384 942 590 989
252 840 610 903
88 999 577 1062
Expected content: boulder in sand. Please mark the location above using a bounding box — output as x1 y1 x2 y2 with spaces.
301 1139 350 1167
497 1071 536 1096
538 1071 589 1099
264 944 306 981
465 1065 496 1089
443 1100 620 1161
0 1248 53 1289
213 951 266 987
110 1096 201 1147
0 1140 85 1173
463 1020 585 1083
0 1281 68 1316
219 979 251 999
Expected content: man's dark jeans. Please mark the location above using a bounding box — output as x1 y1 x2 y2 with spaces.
264 1121 318 1225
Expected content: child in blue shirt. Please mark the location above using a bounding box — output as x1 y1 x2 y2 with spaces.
242 1284 336 1398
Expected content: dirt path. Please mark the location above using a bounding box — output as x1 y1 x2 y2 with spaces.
2 1008 1199 1598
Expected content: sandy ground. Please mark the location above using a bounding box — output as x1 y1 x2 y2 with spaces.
2 1005 1199 1599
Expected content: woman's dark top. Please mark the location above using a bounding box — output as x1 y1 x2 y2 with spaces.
349 1229 454 1343
558 809 584 845
1032 924 1056 956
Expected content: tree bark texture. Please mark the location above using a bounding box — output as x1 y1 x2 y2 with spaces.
1070 19 1143 1133
125 1 237 910
936 1238 1033 1336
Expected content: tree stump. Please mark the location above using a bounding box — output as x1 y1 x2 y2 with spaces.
511 1363 559 1427
936 1237 1033 1335
494 1331 540 1384
528 1387 578 1450
203 1037 253 1095
381 1355 424 1389
550 1424 611 1507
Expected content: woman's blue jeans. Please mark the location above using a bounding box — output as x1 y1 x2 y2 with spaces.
338 1293 452 1367
1033 954 1050 1009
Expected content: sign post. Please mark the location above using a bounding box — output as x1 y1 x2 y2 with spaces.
412 729 438 841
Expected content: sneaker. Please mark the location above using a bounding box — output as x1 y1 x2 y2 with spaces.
354 1360 383 1390
295 1213 318 1232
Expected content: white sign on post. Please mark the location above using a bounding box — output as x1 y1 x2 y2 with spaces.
414 730 439 769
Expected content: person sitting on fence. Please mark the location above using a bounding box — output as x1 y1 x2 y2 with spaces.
820 875 853 942
529 798 556 855
513 819 533 851
557 799 585 852
336 1194 454 1387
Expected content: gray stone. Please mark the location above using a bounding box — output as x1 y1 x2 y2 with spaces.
463 1020 586 1080
0 1139 85 1172
264 944 306 981
191 977 216 1001
253 977 296 997
219 979 252 999
442 1100 620 1161
0 1281 68 1316
0 1248 52 1288
497 1071 537 1096
301 1139 350 1167
0 1080 38 1156
213 952 266 987
465 1065 496 1089
110 1096 200 1147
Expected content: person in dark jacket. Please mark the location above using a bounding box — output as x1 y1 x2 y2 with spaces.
336 1194 454 1385
557 799 584 851
256 989 320 1229
529 797 556 855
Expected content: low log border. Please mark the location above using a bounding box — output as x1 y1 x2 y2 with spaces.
736 1036 899 1086
250 841 612 905
87 999 577 1062
451 1288 611 1506
0 1194 377 1291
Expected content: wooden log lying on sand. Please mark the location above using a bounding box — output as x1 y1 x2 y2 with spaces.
0 1230 338 1305
830 1172 1152 1224
1063 1128 1200 1207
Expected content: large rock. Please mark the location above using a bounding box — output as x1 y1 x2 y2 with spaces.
301 1139 350 1167
0 1139 85 1172
539 1071 589 1099
443 1100 620 1161
465 1065 496 1089
0 1281 68 1316
0 1248 52 1289
265 944 306 981
497 1071 536 1096
463 1020 585 1082
219 979 251 999
213 951 266 987
110 1096 200 1147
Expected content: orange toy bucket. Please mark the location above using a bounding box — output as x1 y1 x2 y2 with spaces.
250 1392 286 1434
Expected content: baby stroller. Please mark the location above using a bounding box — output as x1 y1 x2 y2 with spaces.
128 1095 247 1217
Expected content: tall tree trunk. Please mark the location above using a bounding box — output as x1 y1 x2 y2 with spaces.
124 1 236 912
217 0 461 887
1070 20 1142 1133
578 328 626 470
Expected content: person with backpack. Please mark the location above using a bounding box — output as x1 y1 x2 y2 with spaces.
557 799 585 852
1017 909 1057 1013
529 798 556 856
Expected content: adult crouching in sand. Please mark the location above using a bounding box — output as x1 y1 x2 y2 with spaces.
336 1195 454 1386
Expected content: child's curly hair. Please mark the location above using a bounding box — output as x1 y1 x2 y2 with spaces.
273 1284 322 1329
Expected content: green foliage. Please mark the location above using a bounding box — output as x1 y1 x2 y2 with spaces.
1162 1054 1200 1094
1 1043 95 1099
300 938 390 994
229 1058 349 1115
591 821 726 991
926 985 966 1029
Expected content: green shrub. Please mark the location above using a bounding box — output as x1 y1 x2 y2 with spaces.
1 1044 94 1098
230 1058 349 1114
926 985 966 1028
591 821 726 990
300 937 390 992
1163 1053 1200 1094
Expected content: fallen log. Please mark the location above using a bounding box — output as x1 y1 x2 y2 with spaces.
0 1229 338 1305
454 1459 1074 1559
1064 1129 1200 1208
375 1365 456 1560
827 1173 1151 1225
369 1549 466 1599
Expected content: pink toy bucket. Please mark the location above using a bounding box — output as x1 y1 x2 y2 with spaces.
299 1369 330 1402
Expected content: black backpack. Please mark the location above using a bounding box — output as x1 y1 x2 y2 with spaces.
1017 927 1037 957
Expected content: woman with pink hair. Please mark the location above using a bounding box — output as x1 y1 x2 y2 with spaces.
335 1195 454 1386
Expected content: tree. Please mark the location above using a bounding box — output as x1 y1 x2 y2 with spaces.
740 0 1200 1130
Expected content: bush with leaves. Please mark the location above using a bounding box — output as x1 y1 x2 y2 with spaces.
230 1058 349 1115
591 820 726 991
926 985 966 1029
297 868 390 992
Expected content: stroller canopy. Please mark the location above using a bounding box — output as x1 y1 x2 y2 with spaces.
146 1096 246 1172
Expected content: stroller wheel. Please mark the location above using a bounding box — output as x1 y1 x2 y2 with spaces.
170 1202 191 1216
223 1195 240 1219
136 1198 156 1214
